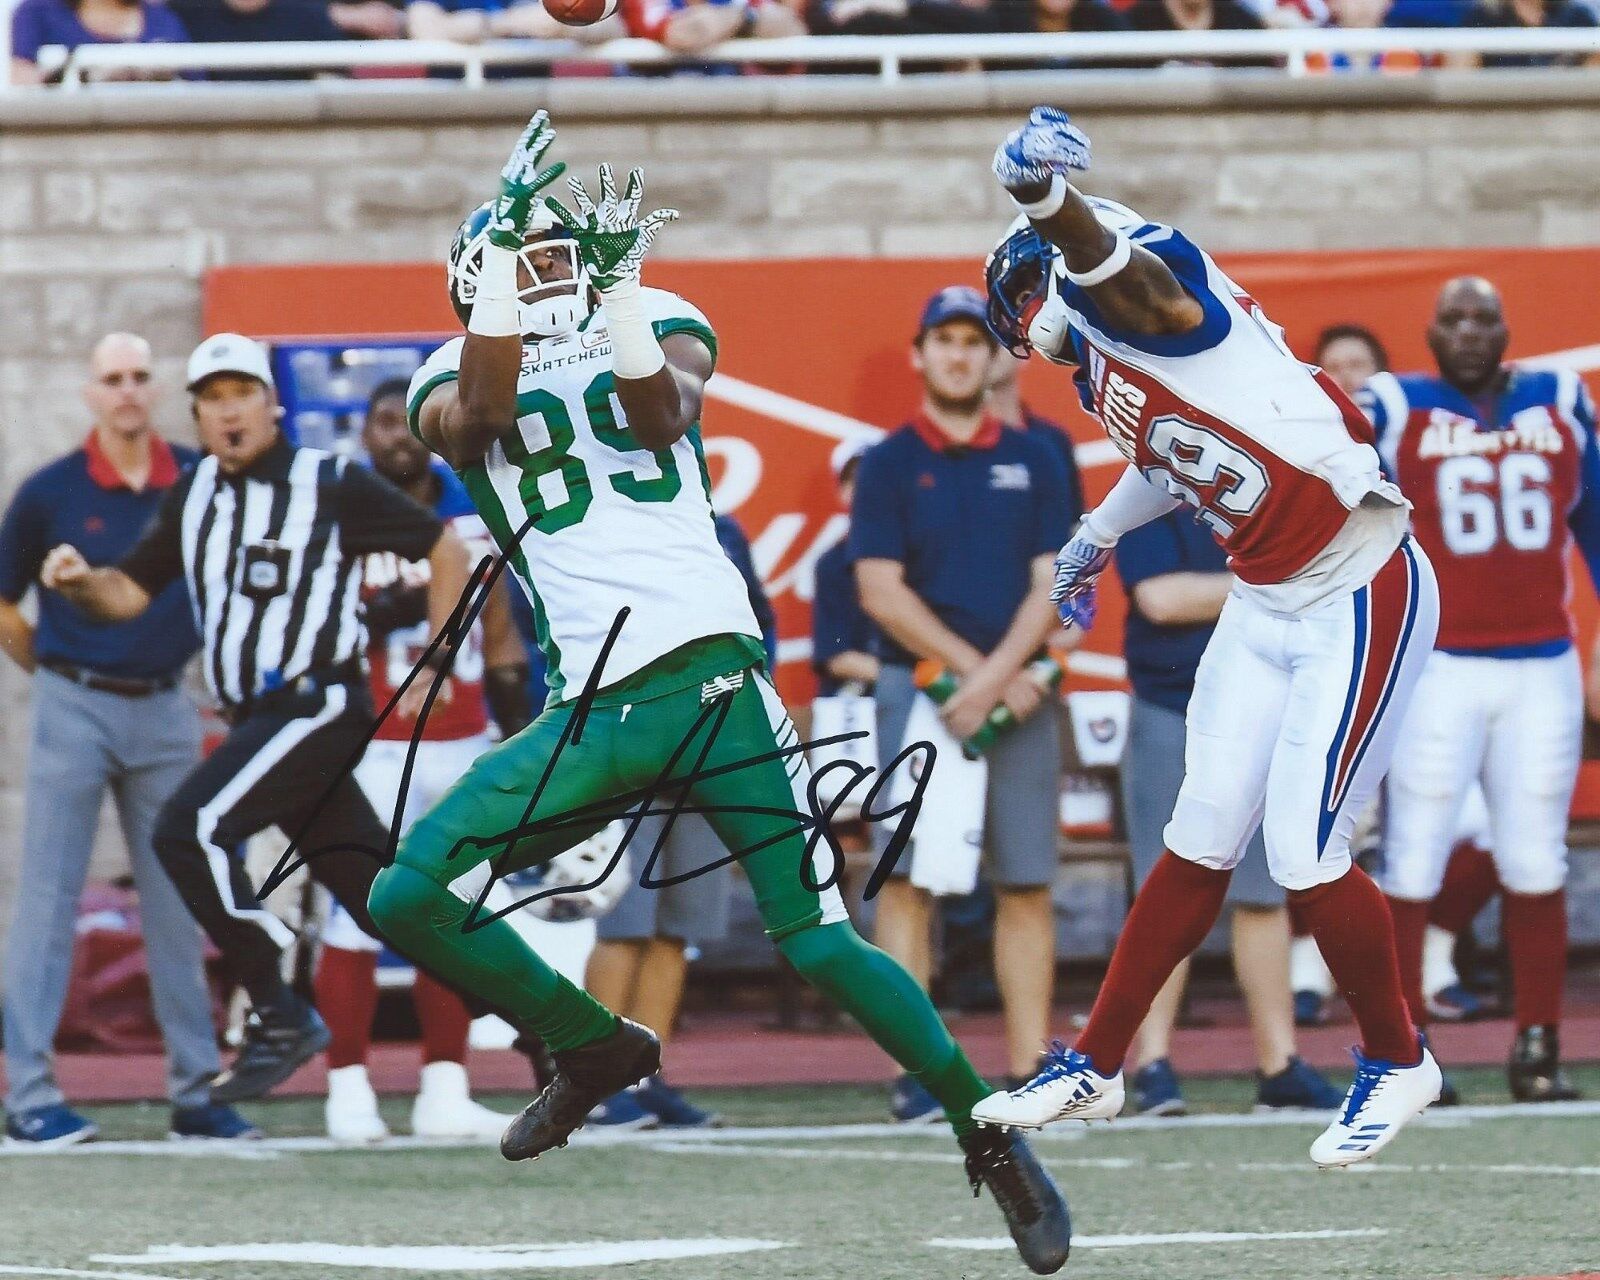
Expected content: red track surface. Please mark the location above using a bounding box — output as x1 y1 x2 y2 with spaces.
16 989 1600 1103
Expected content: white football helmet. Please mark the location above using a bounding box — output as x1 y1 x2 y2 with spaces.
508 822 631 923
447 200 595 339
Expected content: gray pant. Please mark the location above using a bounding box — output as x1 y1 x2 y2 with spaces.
1122 695 1284 909
874 663 1061 888
3 670 218 1113
597 811 733 945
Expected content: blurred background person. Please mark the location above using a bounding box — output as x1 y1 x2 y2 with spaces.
1 333 256 1146
851 286 1073 1120
314 380 533 1143
1116 507 1343 1115
9 0 189 86
1314 323 1390 395
1455 0 1600 68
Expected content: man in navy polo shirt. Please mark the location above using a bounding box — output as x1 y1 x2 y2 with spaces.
851 286 1076 1121
0 333 256 1146
1116 507 1342 1117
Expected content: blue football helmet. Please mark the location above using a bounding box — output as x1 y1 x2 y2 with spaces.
984 221 1056 359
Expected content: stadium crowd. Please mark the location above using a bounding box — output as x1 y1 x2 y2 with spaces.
9 0 1600 83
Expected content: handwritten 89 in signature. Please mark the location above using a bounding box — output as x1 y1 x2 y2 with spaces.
258 519 938 930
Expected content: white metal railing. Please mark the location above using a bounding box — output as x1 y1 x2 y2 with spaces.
28 25 1600 88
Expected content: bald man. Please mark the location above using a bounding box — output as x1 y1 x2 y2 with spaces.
1360 277 1600 1103
0 335 256 1145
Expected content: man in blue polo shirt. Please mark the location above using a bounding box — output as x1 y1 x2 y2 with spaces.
1116 507 1342 1117
851 286 1075 1121
0 333 256 1146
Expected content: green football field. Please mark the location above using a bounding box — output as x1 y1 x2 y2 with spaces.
5 1067 1598 1280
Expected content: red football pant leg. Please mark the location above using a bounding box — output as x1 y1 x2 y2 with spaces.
414 973 473 1065
1074 852 1232 1075
315 945 379 1070
1296 867 1420 1063
1428 840 1499 935
1502 889 1567 1030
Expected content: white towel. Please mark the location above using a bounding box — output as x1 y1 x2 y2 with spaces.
889 691 987 897
808 691 879 821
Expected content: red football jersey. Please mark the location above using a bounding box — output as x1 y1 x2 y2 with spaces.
364 510 492 742
1365 369 1600 652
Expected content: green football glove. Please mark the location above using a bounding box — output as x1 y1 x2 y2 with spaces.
487 111 566 252
545 164 679 293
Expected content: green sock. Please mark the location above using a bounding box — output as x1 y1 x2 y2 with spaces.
777 922 991 1136
367 864 617 1053
921 1047 991 1138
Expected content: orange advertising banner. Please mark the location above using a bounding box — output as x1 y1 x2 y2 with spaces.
205 247 1600 808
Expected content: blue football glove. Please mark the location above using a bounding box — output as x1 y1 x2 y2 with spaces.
992 106 1094 198
1051 533 1113 630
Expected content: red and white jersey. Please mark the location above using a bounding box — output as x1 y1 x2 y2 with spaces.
1362 368 1600 654
363 485 493 743
1043 200 1409 614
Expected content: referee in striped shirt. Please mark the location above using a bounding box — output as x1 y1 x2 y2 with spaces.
42 334 477 1103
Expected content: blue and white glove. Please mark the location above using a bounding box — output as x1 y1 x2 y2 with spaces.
1051 532 1114 630
992 106 1093 200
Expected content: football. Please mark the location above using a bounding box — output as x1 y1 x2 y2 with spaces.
543 0 619 26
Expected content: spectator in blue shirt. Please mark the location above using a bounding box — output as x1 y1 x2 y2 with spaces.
811 439 879 696
9 0 188 86
1114 508 1342 1117
850 285 1074 1119
0 334 258 1147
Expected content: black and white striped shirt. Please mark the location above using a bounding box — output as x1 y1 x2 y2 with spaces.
121 436 443 711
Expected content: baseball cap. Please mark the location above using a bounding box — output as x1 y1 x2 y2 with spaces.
186 333 275 391
916 285 991 341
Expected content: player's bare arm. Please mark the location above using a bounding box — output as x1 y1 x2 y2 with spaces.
994 107 1203 339
423 112 568 470
39 544 151 622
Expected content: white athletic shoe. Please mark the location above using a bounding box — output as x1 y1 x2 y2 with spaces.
970 1044 1125 1129
1310 1038 1442 1168
325 1064 390 1144
410 1060 509 1140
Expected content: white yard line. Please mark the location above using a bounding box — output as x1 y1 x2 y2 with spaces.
931 1228 1388 1252
1240 1160 1600 1177
5 1099 1595 1160
92 1240 789 1272
0 1268 193 1280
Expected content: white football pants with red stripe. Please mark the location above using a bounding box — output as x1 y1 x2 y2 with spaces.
1165 537 1439 890
1383 649 1579 901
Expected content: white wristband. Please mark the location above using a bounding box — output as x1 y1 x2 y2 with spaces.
1064 233 1133 288
1077 512 1120 549
1010 172 1067 220
601 278 667 381
468 243 521 338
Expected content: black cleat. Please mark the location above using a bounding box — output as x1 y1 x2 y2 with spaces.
1509 1024 1582 1103
210 1003 331 1104
960 1126 1071 1275
501 1017 661 1162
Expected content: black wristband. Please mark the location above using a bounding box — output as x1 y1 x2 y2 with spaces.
485 663 533 738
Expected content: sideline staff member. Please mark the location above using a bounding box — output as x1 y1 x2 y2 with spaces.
42 333 474 1104
0 333 253 1146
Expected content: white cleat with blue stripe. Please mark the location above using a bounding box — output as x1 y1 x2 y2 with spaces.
971 1044 1125 1130
1310 1037 1442 1168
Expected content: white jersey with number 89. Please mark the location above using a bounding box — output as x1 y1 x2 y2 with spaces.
407 288 761 702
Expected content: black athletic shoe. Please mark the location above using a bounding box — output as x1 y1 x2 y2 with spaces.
959 1126 1071 1275
209 1003 332 1104
501 1018 661 1162
1509 1024 1582 1103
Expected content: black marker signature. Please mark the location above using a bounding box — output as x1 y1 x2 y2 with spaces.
258 512 937 927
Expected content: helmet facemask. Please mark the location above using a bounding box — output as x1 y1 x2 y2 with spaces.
984 226 1052 359
449 203 595 339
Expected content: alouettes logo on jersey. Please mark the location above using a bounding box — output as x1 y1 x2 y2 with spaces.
1415 405 1566 461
